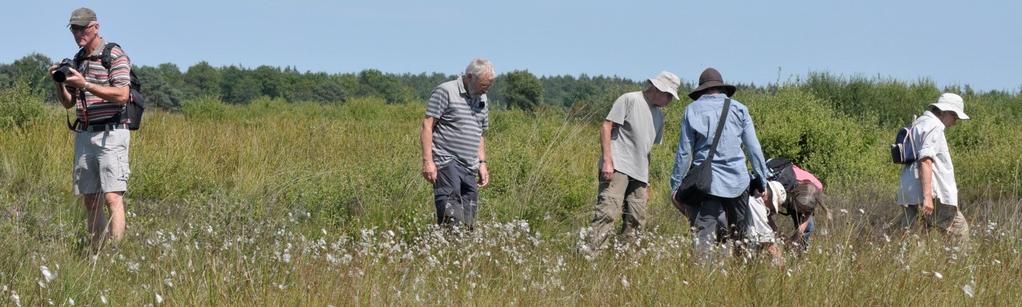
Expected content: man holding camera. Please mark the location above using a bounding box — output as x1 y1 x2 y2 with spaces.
49 7 133 247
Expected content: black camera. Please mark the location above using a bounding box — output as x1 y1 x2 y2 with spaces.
52 58 74 82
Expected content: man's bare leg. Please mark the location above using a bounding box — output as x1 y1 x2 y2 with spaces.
104 192 126 242
83 194 105 247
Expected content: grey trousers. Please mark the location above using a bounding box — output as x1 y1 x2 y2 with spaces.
689 190 748 263
433 163 478 228
898 201 970 243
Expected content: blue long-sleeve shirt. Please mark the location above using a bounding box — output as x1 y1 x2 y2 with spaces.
669 94 771 198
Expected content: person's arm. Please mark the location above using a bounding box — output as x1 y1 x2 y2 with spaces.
791 215 811 243
421 116 437 183
477 136 489 187
62 68 130 105
669 113 696 199
918 157 935 215
741 110 770 196
765 243 785 268
600 120 615 181
48 65 75 109
421 87 450 184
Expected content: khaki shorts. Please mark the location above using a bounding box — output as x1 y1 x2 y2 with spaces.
73 128 130 195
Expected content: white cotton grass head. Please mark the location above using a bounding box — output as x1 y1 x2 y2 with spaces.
39 266 55 283
963 282 976 298
11 291 21 307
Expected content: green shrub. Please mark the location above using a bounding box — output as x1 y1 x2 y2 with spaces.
0 82 45 129
181 96 231 121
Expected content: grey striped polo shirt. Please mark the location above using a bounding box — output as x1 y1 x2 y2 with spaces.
426 76 489 170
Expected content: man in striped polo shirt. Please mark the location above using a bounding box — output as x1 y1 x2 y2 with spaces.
420 59 495 229
49 7 133 248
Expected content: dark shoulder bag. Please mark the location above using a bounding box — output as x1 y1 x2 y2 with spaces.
674 98 731 205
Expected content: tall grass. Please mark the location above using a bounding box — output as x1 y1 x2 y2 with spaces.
1 83 1020 305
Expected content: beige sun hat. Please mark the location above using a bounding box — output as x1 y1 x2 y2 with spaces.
929 93 970 120
767 180 787 212
648 71 681 100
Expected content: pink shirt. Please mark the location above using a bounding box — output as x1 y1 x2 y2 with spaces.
792 165 823 191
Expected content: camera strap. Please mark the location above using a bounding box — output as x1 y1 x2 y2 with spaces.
76 51 91 129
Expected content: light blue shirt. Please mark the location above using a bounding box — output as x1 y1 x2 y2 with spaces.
669 94 771 198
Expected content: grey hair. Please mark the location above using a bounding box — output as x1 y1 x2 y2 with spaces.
465 58 495 78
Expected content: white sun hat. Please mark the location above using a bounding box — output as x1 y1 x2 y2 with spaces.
648 71 681 100
929 93 970 120
767 181 787 212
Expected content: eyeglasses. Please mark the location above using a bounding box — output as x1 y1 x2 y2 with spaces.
69 24 95 33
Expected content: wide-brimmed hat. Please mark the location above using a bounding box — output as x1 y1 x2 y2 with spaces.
767 181 787 212
929 93 970 120
688 67 736 100
68 7 97 27
648 71 681 100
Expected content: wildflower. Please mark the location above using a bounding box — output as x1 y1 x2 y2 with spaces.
962 282 975 298
127 262 140 273
40 266 56 283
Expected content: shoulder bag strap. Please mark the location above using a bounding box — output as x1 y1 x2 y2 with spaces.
704 98 732 163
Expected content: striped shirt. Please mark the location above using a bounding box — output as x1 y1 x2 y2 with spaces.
426 76 489 170
68 39 131 124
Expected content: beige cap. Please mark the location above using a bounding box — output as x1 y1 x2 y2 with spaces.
69 7 97 27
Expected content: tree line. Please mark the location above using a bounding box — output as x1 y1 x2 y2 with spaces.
0 53 650 116
4 53 1017 128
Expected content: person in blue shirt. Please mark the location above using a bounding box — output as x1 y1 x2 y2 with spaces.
670 68 771 262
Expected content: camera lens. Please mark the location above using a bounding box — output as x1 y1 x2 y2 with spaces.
52 66 71 82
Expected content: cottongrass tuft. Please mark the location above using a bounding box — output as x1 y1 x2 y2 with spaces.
962 282 976 298
39 266 55 283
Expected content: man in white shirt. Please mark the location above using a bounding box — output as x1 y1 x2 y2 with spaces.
896 93 970 243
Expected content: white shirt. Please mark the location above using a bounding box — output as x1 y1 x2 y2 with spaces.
897 111 959 206
745 196 776 243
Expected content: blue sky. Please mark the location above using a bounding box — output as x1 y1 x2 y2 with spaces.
3 0 1020 91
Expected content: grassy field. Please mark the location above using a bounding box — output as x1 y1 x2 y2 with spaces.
1 86 1021 305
